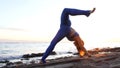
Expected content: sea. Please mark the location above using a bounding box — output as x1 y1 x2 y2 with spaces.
0 42 120 67
0 42 76 61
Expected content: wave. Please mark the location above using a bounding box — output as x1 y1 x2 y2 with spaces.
0 55 22 63
0 51 75 63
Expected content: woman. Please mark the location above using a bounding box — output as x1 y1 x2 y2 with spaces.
41 8 96 63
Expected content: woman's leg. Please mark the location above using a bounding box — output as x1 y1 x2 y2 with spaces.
41 28 68 63
63 8 91 16
60 8 91 27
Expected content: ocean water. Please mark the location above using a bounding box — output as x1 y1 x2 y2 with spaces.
0 41 120 67
0 42 77 61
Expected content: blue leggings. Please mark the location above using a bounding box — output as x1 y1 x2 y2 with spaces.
41 8 90 63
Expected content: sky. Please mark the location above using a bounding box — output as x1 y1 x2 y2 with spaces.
0 0 120 44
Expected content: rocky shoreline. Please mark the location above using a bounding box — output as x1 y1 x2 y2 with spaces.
1 47 120 68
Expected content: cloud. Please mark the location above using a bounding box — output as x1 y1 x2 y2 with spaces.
0 27 27 32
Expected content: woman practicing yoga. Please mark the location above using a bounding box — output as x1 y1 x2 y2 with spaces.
41 8 96 63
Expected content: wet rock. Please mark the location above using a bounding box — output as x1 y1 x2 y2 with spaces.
111 64 120 68
73 52 79 55
2 47 120 68
6 62 14 66
99 47 120 52
80 64 97 68
21 58 29 60
50 51 56 55
30 60 35 64
22 51 56 58
67 51 73 54
14 61 23 65
104 56 118 61
0 60 9 63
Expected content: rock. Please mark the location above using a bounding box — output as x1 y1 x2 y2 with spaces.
50 51 56 55
80 65 97 68
2 47 120 68
73 52 79 55
110 64 120 68
14 61 23 65
22 51 56 58
67 51 73 54
6 62 14 66
0 60 9 63
30 60 35 64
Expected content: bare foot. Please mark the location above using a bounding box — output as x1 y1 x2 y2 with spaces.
90 8 96 13
39 60 46 64
39 60 50 64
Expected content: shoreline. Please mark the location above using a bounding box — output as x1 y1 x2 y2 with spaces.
1 47 120 68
